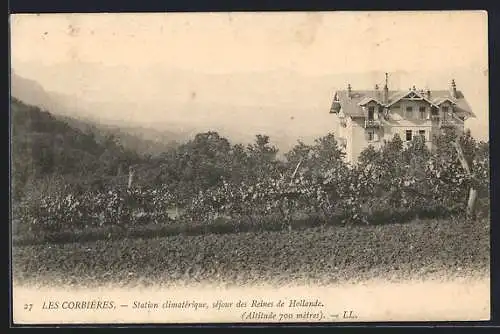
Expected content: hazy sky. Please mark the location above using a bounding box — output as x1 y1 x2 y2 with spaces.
10 11 489 140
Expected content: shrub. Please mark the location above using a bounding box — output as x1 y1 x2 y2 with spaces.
12 130 490 240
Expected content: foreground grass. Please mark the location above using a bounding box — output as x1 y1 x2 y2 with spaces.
12 217 489 288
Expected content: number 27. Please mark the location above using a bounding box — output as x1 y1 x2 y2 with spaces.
24 304 33 311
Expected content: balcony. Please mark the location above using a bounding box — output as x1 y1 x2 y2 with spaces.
439 119 456 129
364 119 382 128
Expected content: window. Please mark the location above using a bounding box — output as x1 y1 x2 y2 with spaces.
368 106 375 120
406 106 413 118
441 106 449 120
367 130 374 142
405 130 412 141
419 107 426 119
418 130 426 140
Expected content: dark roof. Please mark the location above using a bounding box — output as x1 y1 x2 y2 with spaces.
429 90 475 117
331 89 475 118
334 90 383 117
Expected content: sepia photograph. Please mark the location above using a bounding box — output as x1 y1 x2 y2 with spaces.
10 11 490 324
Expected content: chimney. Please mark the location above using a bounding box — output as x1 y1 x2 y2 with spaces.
347 83 352 99
330 92 341 113
426 88 431 99
451 79 457 98
383 73 389 104
375 84 380 100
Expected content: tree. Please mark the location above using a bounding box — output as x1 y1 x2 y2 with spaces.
246 134 282 180
285 140 311 169
160 131 234 201
358 145 381 166
227 143 249 183
285 133 346 179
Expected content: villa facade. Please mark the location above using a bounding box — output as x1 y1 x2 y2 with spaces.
329 74 476 163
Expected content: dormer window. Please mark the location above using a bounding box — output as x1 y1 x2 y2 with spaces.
442 106 449 120
368 106 375 120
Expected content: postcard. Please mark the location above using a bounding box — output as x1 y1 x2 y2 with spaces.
10 11 490 324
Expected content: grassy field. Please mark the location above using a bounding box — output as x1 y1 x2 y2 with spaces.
12 217 489 288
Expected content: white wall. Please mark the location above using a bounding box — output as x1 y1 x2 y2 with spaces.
346 99 465 163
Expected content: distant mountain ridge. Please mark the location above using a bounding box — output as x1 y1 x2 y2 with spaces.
11 70 61 113
10 71 188 155
11 65 487 152
12 60 488 143
9 71 316 154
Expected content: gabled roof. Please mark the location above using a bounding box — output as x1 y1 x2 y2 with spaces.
386 89 437 108
428 90 475 118
333 90 384 118
432 97 457 105
331 88 475 118
358 96 383 106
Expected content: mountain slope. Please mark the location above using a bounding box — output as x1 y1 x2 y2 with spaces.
10 97 143 199
57 115 180 156
11 70 72 117
11 72 185 155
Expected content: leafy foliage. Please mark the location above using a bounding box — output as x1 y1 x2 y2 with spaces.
11 97 490 240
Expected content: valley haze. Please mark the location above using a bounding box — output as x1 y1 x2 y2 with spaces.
10 12 489 152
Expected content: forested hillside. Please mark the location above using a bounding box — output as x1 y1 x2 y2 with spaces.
57 115 181 157
11 97 142 199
